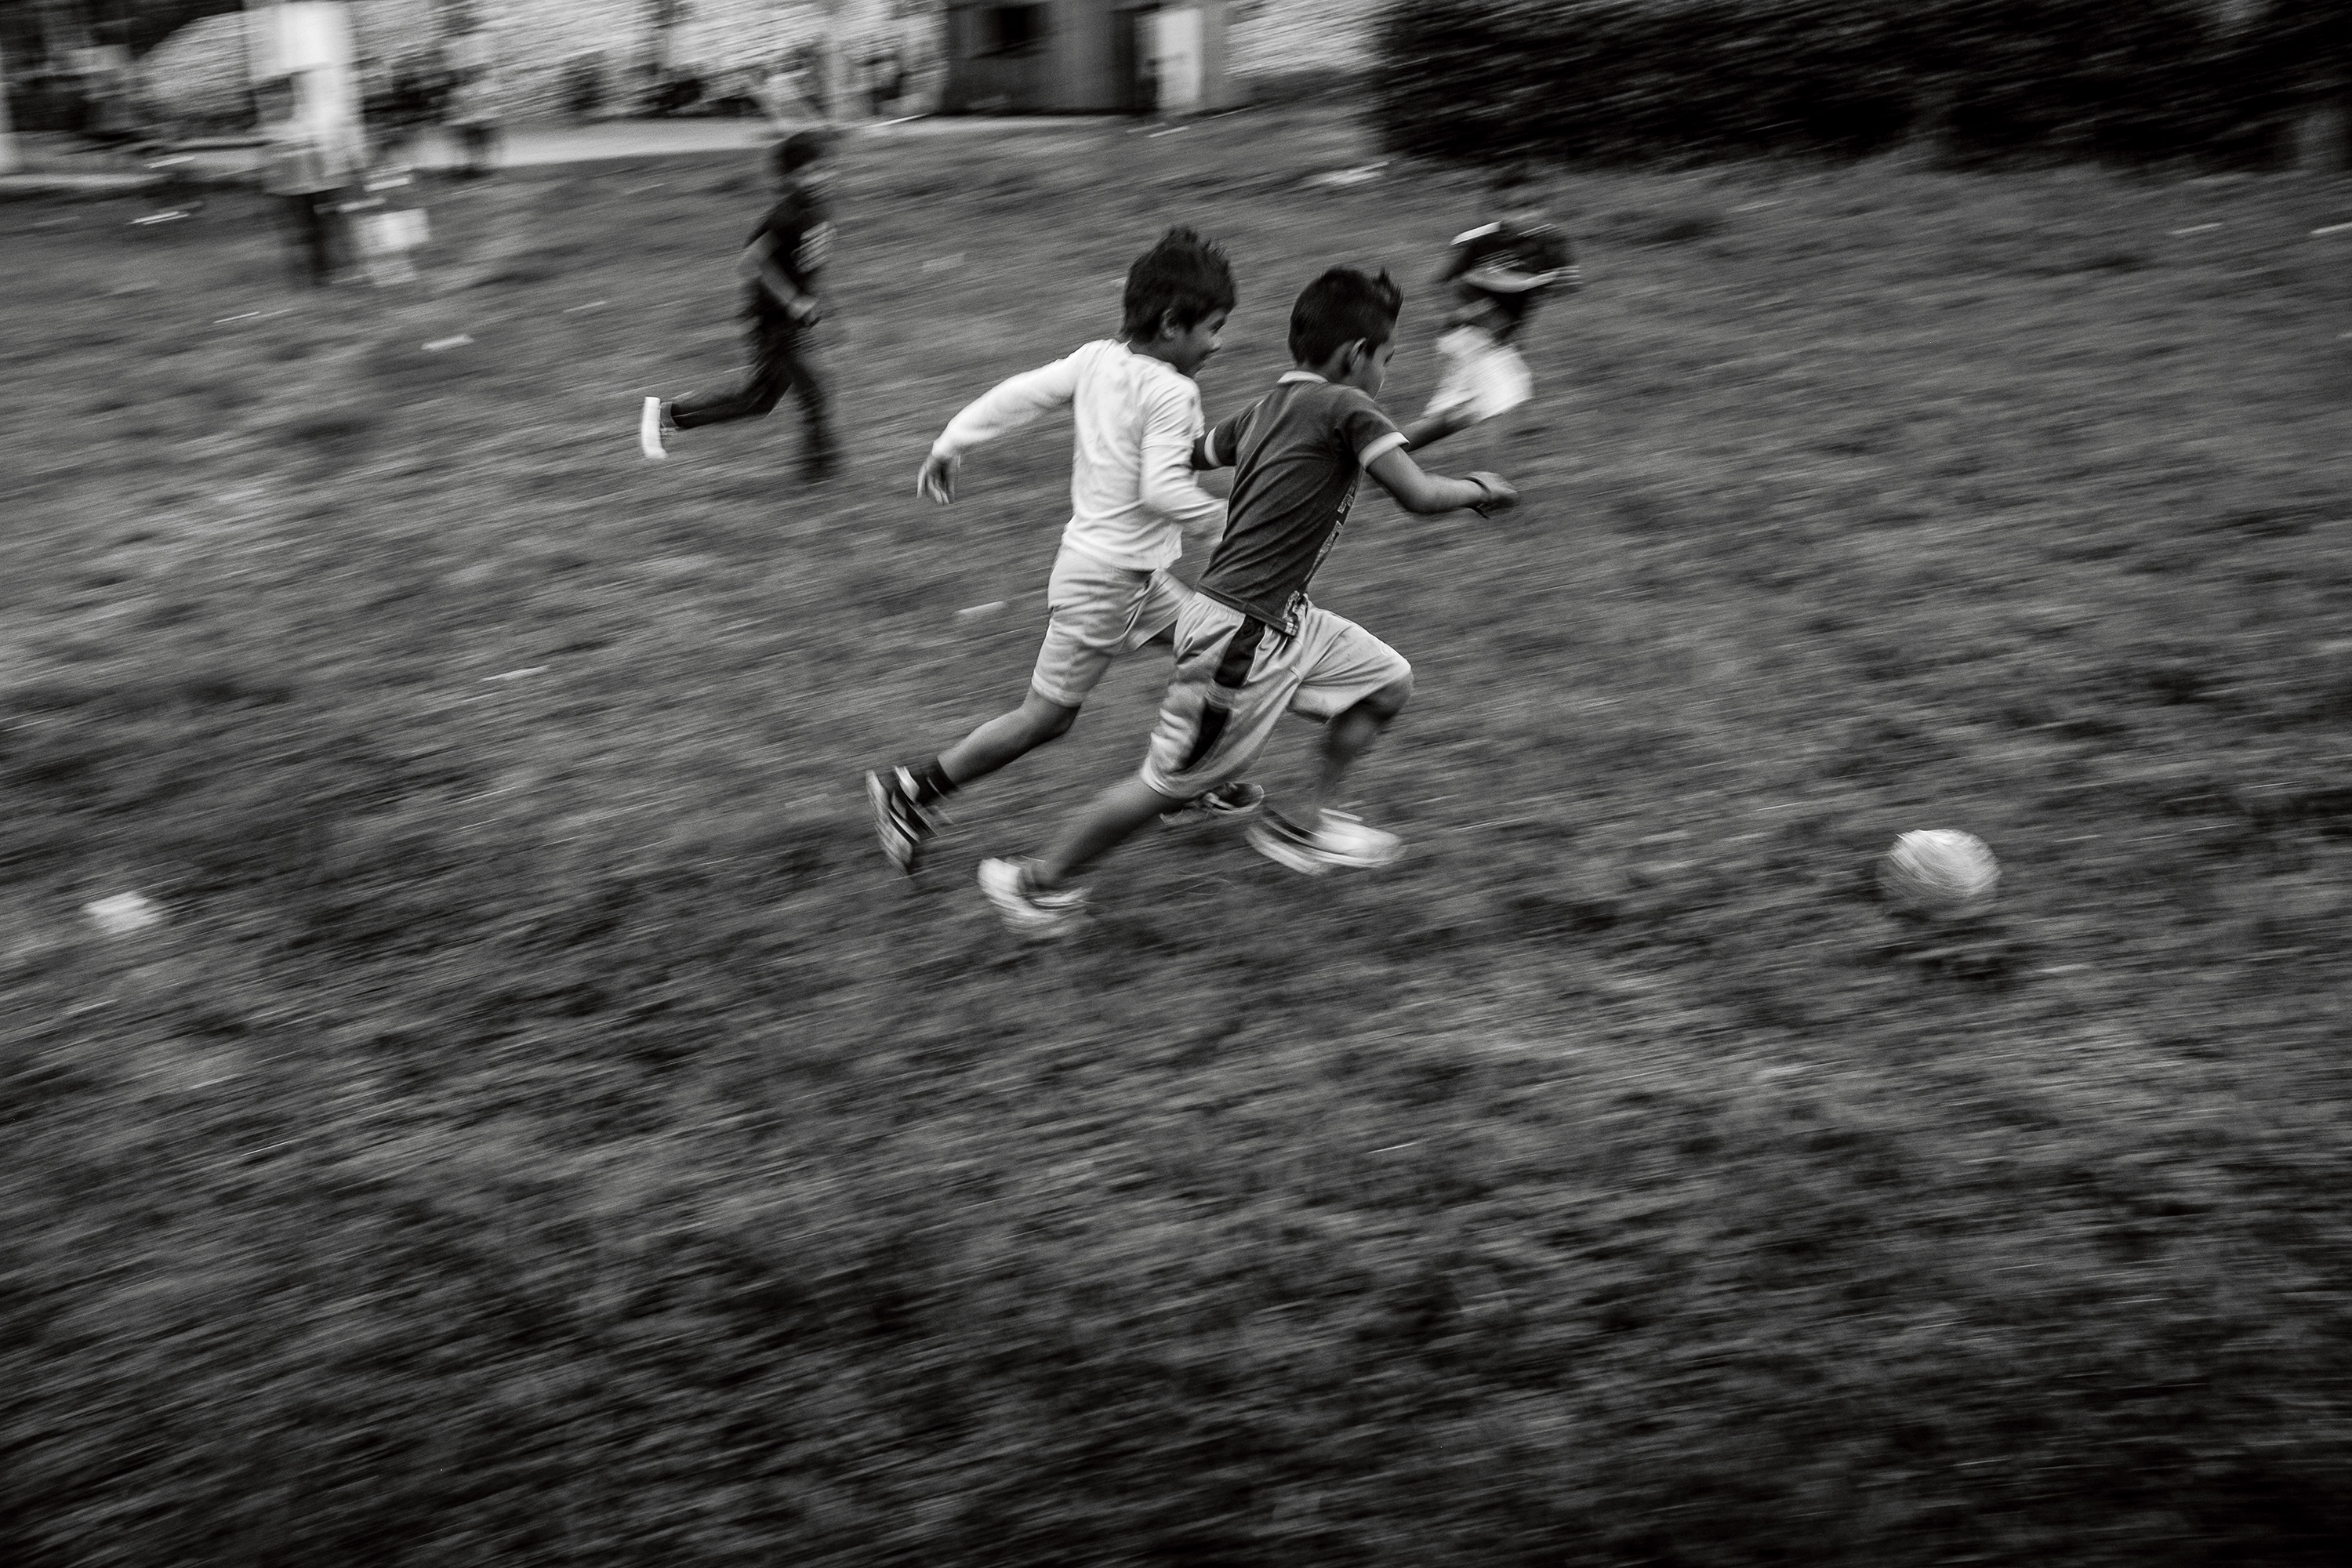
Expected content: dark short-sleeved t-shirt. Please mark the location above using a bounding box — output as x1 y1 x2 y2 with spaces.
744 184 833 322
1443 218 1573 341
1193 374 1406 633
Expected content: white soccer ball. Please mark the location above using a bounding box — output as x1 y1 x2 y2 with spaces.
1879 829 1999 913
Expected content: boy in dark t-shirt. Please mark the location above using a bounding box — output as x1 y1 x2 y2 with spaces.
640 132 839 480
978 267 1523 940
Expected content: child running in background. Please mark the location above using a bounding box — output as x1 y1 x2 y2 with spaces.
1416 164 1580 449
640 132 840 480
865 228 1263 875
978 265 1521 939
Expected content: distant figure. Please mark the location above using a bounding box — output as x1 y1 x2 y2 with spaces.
1417 164 1580 448
639 132 840 480
258 73 358 286
445 25 503 176
867 50 906 117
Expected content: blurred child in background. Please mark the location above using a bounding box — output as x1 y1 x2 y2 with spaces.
258 71 361 287
641 132 840 479
444 22 503 177
1414 164 1579 450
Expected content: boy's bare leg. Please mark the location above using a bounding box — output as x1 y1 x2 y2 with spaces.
936 690 1079 786
1301 675 1413 818
1029 778 1185 891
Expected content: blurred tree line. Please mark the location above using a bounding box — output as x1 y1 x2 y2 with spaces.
1373 0 2352 168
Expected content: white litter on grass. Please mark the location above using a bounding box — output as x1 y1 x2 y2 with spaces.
956 601 1007 619
130 211 189 226
563 299 608 312
85 893 163 935
1308 163 1388 189
2169 223 2222 235
923 253 965 273
215 309 290 325
423 335 474 351
483 667 546 681
2313 222 2352 237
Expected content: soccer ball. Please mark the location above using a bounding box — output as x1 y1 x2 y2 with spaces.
1879 829 1999 913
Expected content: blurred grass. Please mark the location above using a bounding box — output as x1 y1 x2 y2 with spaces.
2 108 2350 1566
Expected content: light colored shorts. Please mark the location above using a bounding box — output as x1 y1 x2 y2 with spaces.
1029 546 1191 708
1139 594 1411 799
1423 325 1533 425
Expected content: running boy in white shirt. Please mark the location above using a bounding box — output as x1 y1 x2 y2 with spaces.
865 228 1260 874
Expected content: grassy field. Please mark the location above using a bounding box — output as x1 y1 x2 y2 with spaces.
4 107 2350 1566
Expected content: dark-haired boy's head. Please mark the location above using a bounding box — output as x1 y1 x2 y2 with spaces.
1288 267 1403 368
1122 227 1238 339
771 130 831 180
1487 161 1552 220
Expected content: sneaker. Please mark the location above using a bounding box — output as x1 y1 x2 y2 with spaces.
639 397 668 460
1247 808 1404 875
978 857 1089 940
1159 779 1266 827
865 767 938 875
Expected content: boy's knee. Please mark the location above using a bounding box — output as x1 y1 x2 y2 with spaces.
1021 693 1080 741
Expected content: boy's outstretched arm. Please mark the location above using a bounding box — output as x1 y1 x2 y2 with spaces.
1460 262 1574 294
1399 409 1475 452
1365 446 1519 517
913 354 1083 505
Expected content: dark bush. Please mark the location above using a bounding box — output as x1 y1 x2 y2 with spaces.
1372 0 2307 168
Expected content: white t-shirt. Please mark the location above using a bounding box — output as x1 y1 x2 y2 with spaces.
929 339 1226 572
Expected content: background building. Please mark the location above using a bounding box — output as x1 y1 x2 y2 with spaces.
939 2 1233 116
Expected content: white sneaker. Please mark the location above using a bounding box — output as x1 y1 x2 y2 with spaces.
978 858 1089 940
639 396 668 460
1246 808 1403 875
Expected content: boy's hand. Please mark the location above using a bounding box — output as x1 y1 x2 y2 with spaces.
1467 472 1519 516
786 294 824 326
916 452 960 504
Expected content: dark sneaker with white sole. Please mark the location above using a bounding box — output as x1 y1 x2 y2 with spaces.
1158 779 1266 827
865 767 939 875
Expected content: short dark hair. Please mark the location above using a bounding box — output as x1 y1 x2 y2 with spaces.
1121 227 1236 339
771 131 831 177
1287 267 1403 365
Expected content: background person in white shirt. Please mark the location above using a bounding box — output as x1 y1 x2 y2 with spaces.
866 228 1261 875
